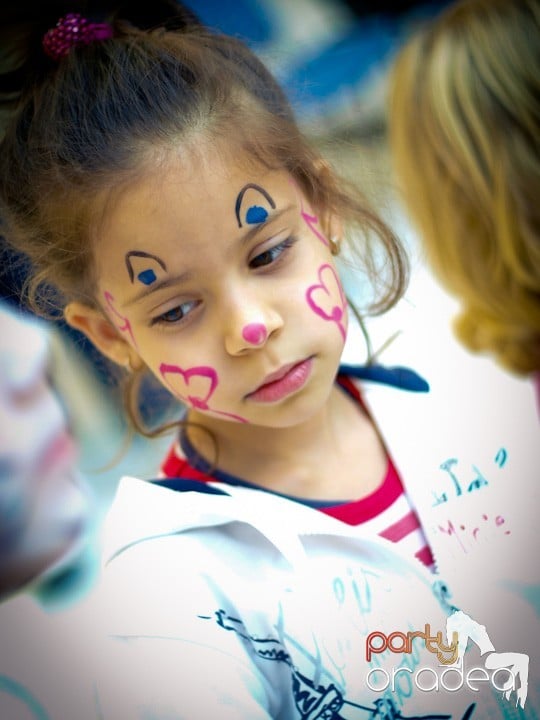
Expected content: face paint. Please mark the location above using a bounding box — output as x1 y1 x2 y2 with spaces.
137 269 157 285
96 154 346 432
160 363 247 423
241 323 268 346
125 251 167 286
301 207 329 248
306 264 347 340
245 206 268 225
290 180 329 248
104 290 138 349
235 183 276 228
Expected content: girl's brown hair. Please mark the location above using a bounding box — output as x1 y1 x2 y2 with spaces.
390 0 540 374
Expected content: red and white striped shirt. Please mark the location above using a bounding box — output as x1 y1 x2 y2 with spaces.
160 372 435 570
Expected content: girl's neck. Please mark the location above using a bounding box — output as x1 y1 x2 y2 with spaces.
185 384 387 501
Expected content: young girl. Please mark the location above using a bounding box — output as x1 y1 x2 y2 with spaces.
0 2 532 717
0 1 434 566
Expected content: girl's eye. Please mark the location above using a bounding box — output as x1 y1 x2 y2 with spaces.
249 237 295 270
151 301 198 326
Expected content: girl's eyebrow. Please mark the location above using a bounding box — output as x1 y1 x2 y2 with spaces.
123 205 297 307
124 272 192 307
240 204 295 244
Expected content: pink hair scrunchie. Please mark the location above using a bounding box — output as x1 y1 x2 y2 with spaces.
42 13 113 61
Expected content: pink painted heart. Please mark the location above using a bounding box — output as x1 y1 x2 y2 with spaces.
159 363 218 409
306 264 347 339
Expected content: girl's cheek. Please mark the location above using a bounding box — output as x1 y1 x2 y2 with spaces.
158 360 248 423
159 362 218 410
103 290 138 350
305 263 347 341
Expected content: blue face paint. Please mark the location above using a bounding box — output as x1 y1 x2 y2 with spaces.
125 251 167 283
245 205 268 224
137 269 157 285
235 185 276 227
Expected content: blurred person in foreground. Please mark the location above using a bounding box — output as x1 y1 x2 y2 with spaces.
388 1 540 713
0 303 93 602
389 0 540 410
0 303 98 718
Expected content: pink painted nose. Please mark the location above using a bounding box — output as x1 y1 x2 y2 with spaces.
241 323 268 346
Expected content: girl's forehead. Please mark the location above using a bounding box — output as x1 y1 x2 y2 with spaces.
155 150 290 199
102 154 295 235
93 153 300 281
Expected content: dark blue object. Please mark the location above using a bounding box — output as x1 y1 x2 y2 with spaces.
340 363 430 393
153 478 230 495
181 0 274 46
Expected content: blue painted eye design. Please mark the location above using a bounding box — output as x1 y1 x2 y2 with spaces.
125 251 167 285
137 269 157 285
249 237 295 269
235 184 276 228
245 206 268 224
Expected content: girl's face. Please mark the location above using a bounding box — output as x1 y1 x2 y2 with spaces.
86 150 348 429
0 310 90 596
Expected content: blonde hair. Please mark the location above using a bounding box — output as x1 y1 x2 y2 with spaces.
390 0 540 374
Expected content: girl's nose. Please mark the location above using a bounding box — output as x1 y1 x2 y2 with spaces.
241 323 267 346
224 307 283 356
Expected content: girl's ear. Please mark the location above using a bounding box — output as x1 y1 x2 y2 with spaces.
317 209 343 255
328 213 344 255
64 302 142 370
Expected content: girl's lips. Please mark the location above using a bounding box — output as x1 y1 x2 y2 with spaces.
247 358 313 403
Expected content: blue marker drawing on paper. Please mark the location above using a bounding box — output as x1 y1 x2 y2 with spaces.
495 448 507 468
466 466 489 493
432 448 508 506
439 459 462 498
198 608 462 719
0 675 50 720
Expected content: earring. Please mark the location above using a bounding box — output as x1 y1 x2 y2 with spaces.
329 236 341 256
124 353 143 372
